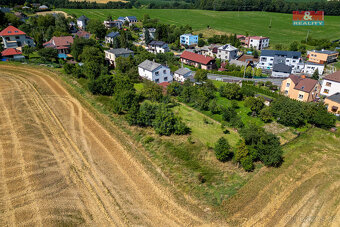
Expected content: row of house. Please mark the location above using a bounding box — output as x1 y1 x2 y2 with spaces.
257 50 332 77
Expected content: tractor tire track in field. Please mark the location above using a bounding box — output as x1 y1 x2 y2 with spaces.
0 65 205 226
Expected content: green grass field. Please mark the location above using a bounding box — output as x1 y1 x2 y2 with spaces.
173 103 240 146
59 8 340 45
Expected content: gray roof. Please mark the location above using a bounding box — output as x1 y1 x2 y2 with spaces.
313 49 337 55
106 32 120 38
106 48 133 55
218 44 238 51
326 92 340 104
138 60 164 72
149 40 167 46
77 15 88 21
273 63 292 73
175 67 192 76
126 16 137 20
261 50 301 58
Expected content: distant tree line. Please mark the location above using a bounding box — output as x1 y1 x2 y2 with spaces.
3 0 340 15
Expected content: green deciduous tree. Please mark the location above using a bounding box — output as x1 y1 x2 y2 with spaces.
219 83 242 100
214 137 232 162
87 19 107 39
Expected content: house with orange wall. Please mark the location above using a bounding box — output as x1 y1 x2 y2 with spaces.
280 75 321 102
307 49 339 64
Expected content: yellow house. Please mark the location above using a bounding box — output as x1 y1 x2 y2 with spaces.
308 50 339 64
281 75 321 102
324 93 340 115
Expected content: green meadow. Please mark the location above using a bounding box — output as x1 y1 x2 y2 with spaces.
59 8 340 45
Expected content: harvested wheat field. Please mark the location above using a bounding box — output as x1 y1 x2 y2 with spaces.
0 64 206 226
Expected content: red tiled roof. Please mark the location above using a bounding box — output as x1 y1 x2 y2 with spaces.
1 48 22 56
249 36 269 40
43 36 74 48
180 51 214 65
75 30 91 38
324 71 340 83
0 26 26 36
289 75 318 93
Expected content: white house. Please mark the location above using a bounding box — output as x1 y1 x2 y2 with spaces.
258 50 304 73
105 32 120 44
0 25 35 49
77 15 89 30
320 71 340 97
103 20 123 29
146 41 169 54
174 67 193 82
104 48 134 66
138 60 173 84
246 36 270 50
217 44 238 61
271 63 292 78
142 28 156 40
125 16 138 23
304 61 324 75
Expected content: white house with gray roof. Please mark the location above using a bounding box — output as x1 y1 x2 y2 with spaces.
174 67 193 82
258 50 304 74
217 44 238 61
104 48 134 66
138 60 172 83
77 15 89 30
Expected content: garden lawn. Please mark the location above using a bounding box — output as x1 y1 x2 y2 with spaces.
215 93 265 126
59 9 340 45
173 103 240 147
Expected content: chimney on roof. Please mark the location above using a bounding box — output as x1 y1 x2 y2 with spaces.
301 75 306 79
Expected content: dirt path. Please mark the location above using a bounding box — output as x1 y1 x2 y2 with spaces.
0 64 206 226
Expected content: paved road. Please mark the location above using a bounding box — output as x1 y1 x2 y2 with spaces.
208 74 284 86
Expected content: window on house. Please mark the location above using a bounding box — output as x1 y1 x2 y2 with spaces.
163 70 166 74
164 77 168 81
155 71 159 76
323 89 329 94
285 90 288 95
326 82 332 87
298 94 304 99
15 36 19 39
155 79 159 83
286 83 290 87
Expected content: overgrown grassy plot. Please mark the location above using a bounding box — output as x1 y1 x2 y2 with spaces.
59 8 340 45
173 103 240 146
221 127 340 225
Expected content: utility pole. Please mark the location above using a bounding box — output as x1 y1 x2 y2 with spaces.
306 30 310 43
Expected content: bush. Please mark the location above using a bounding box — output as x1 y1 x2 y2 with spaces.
209 99 220 114
88 75 116 96
214 137 232 162
259 107 272 123
222 107 236 122
219 83 242 100
270 97 306 127
64 63 75 74
244 96 265 114
241 155 254 171
229 116 244 129
231 100 239 109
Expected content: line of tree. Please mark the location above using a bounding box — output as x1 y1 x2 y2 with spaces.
3 0 340 15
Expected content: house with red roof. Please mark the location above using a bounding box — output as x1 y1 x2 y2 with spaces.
281 75 320 102
43 36 74 58
74 30 91 39
0 25 35 49
180 51 216 70
237 35 270 50
1 48 24 60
